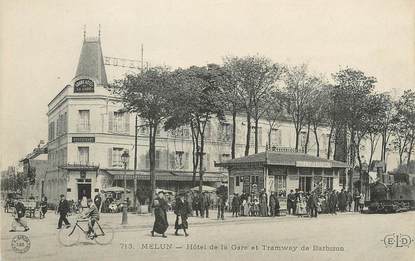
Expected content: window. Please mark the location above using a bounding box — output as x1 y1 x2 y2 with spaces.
275 175 287 194
339 169 346 188
251 175 259 185
48 121 55 141
170 151 188 169
113 112 124 133
218 123 231 142
271 128 282 146
112 148 124 167
78 147 89 165
236 176 240 187
325 177 333 190
146 150 161 169
249 127 262 145
300 131 307 149
78 110 90 131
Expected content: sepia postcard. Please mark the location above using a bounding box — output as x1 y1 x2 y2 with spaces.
0 1 414 261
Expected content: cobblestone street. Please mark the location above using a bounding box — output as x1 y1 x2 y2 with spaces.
1 210 414 261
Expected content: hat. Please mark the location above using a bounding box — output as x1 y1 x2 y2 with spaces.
60 194 65 197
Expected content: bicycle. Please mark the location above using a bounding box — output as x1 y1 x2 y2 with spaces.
58 218 114 246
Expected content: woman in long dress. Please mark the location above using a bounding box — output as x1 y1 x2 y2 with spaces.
151 191 168 238
243 196 251 216
295 192 307 216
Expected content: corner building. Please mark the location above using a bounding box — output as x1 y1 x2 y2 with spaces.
45 36 343 204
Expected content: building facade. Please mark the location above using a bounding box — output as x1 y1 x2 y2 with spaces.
42 36 346 204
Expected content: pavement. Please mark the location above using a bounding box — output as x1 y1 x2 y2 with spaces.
1 210 415 261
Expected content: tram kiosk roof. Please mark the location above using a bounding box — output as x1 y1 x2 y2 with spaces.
215 151 349 169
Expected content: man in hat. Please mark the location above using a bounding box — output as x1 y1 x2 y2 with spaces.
94 192 102 212
9 198 29 232
216 184 228 220
57 194 71 229
287 190 296 215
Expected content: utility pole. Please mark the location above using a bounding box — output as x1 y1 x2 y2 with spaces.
133 114 138 213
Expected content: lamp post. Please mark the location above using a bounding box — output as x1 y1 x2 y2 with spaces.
121 150 129 225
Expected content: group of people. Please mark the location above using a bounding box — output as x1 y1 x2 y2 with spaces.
230 190 282 217
151 191 191 238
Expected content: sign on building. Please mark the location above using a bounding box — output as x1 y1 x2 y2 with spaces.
74 79 94 93
72 137 95 143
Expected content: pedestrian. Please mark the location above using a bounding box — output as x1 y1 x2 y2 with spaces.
57 194 71 229
259 189 268 217
269 192 276 217
186 191 193 217
193 192 200 217
295 192 307 217
329 190 338 215
231 193 240 217
202 192 210 218
307 192 318 218
243 195 250 216
174 193 190 237
94 192 102 212
346 190 353 212
287 190 296 215
151 191 168 238
359 193 365 213
9 198 29 232
216 184 228 220
353 190 360 212
338 189 347 212
40 194 48 219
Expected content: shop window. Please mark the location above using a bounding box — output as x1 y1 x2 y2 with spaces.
325 177 333 190
275 175 286 195
236 176 240 187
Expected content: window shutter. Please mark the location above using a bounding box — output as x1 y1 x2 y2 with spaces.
125 149 130 168
108 148 113 168
124 113 130 134
185 152 189 169
108 112 114 133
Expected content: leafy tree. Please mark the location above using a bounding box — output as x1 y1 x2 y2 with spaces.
109 67 173 202
166 65 225 192
283 64 317 152
392 90 415 165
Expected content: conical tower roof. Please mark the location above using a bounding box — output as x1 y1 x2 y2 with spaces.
74 36 108 86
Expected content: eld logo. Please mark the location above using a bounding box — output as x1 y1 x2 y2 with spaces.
383 233 414 248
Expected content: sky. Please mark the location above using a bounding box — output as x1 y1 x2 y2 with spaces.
0 0 414 170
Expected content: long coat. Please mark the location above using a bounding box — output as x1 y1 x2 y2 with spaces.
174 198 190 230
152 197 169 234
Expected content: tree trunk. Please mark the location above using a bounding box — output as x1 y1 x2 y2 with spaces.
304 121 311 154
313 125 320 157
380 131 387 162
327 123 334 159
245 113 251 156
231 110 237 159
407 135 414 166
295 129 301 152
199 130 205 194
190 121 199 187
254 118 259 154
149 122 158 203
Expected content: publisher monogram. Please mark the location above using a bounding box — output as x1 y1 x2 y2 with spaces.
383 233 414 248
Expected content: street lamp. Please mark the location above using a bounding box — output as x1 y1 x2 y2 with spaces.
121 150 129 225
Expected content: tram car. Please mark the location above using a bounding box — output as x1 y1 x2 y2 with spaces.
368 173 415 213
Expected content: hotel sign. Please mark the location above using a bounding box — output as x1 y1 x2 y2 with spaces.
296 161 332 168
72 137 95 143
74 79 94 93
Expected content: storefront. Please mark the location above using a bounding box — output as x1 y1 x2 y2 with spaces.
216 151 349 197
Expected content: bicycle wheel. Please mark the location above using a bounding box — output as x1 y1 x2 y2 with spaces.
58 226 80 247
94 224 114 245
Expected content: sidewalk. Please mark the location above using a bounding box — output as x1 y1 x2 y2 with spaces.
1 209 360 240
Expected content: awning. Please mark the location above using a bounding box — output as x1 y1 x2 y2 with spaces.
101 169 227 182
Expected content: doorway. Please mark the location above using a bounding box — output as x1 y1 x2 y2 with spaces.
77 184 91 200
299 177 312 192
